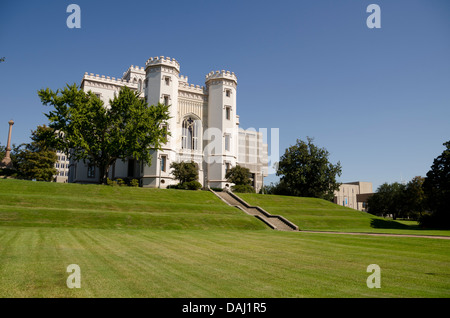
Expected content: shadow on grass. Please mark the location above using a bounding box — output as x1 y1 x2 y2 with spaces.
370 218 421 230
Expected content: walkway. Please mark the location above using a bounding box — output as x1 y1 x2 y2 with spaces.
299 230 450 240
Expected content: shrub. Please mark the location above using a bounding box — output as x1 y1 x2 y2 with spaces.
232 184 255 193
116 178 126 186
106 178 118 186
178 181 202 190
130 179 139 187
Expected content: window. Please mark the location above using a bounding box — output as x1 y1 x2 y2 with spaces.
225 106 231 120
138 79 143 92
161 124 168 139
87 165 95 178
163 95 169 106
62 156 65 161
164 76 170 86
160 155 167 172
182 117 200 151
225 162 231 174
94 93 101 99
225 89 231 97
225 134 230 151
128 159 134 178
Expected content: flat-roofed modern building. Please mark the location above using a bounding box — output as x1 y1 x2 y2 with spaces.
333 181 373 211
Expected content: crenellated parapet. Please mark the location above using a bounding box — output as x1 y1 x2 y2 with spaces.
81 72 139 93
145 56 180 73
179 74 189 83
178 81 206 95
205 70 237 86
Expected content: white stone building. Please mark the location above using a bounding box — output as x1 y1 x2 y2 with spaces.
68 56 268 191
54 150 69 182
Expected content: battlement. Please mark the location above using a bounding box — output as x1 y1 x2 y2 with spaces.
178 81 206 94
179 74 188 83
145 56 180 72
205 70 237 84
83 72 138 87
122 65 145 77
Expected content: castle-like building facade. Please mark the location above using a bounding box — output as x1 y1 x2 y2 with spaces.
68 56 268 191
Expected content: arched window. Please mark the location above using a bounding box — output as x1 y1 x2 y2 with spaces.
182 116 201 151
138 79 142 92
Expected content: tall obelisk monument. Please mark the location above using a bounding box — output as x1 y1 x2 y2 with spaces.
1 120 14 168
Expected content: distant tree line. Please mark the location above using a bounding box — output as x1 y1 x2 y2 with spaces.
367 141 450 229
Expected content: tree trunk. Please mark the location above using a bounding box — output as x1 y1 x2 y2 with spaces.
98 163 108 185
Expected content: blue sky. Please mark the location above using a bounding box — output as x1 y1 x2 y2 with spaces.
0 0 449 190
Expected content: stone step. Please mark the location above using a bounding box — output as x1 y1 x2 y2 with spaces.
213 190 299 232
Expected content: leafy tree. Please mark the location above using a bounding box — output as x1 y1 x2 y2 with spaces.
422 141 450 228
37 84 170 184
225 165 254 193
276 137 342 200
14 125 57 181
367 182 406 220
404 176 426 219
226 165 251 186
170 161 199 185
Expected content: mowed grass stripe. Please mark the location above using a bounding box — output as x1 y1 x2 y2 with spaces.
0 227 449 297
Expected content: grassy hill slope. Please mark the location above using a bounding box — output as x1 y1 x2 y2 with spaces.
238 193 450 236
0 179 266 230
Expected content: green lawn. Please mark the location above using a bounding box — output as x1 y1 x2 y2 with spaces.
0 179 449 298
0 179 266 230
238 193 450 236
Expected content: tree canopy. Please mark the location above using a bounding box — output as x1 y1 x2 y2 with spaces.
225 165 254 193
276 137 342 200
37 84 170 184
14 125 57 181
422 141 450 228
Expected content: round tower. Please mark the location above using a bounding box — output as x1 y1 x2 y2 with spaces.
205 70 238 188
143 56 180 187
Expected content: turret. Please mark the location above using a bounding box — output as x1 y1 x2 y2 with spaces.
205 70 238 188
144 56 180 149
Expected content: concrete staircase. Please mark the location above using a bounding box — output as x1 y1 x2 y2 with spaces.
211 190 299 232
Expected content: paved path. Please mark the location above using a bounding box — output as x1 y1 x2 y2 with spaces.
299 230 450 240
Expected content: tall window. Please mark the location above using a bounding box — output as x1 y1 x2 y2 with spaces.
87 165 95 178
161 155 167 172
182 116 200 151
225 162 231 174
161 124 168 140
163 95 169 106
225 106 231 120
225 134 230 151
138 79 143 92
